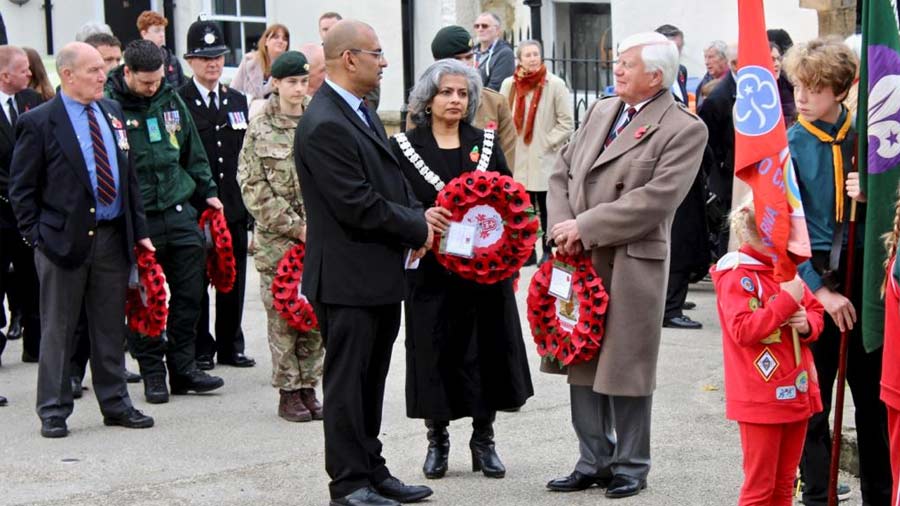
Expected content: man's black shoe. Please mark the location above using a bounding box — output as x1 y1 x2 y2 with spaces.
546 470 610 492
330 487 399 506
41 417 68 438
124 369 142 383
196 355 215 371
0 395 7 406
7 312 22 340
662 315 702 329
144 375 169 404
71 377 84 399
170 370 224 395
375 476 433 503
682 301 697 310
605 475 646 498
103 407 154 429
218 353 255 367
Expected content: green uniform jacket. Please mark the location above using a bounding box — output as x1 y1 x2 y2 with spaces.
105 66 217 212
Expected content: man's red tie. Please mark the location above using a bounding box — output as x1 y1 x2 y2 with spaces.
85 106 116 205
605 106 637 148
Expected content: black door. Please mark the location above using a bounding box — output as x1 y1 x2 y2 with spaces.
104 0 152 47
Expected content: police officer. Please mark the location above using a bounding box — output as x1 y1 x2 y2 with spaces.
106 40 224 403
179 20 255 370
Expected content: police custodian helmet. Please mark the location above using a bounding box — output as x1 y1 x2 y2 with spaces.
184 19 229 59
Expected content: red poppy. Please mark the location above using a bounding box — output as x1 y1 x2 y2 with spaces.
126 248 169 338
271 243 318 333
199 209 236 293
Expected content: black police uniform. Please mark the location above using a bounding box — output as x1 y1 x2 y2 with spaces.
179 82 252 366
178 19 254 369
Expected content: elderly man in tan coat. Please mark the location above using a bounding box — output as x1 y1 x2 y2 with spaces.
545 32 708 499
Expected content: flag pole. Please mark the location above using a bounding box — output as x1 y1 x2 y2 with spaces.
827 162 859 506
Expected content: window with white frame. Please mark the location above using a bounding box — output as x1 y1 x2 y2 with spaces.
204 0 267 66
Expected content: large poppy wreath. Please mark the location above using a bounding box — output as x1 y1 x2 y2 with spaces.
126 249 169 338
271 243 318 333
526 253 609 367
199 209 236 293
432 171 539 284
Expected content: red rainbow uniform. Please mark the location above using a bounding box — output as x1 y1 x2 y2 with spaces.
712 246 825 506
880 256 900 505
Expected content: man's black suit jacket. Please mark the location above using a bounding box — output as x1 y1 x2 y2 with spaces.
295 83 428 306
697 72 737 209
0 88 44 229
9 95 148 269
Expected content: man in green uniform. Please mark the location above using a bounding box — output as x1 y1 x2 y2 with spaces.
106 40 224 404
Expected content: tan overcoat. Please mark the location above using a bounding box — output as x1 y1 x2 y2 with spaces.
499 73 574 192
545 92 708 396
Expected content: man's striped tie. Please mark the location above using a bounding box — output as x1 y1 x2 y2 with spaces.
605 106 637 148
85 106 116 205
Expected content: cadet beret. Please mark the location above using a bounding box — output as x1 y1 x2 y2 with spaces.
270 51 310 79
431 25 475 60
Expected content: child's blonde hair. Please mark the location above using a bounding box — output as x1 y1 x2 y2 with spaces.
730 196 761 247
782 36 857 97
883 181 900 294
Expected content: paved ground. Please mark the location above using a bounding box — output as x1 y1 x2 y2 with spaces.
0 265 864 505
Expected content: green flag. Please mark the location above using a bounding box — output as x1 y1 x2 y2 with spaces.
858 0 900 352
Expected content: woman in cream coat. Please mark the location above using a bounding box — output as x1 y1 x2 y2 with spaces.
500 40 574 265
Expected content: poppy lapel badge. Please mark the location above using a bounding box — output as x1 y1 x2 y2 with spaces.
470 145 480 163
634 124 653 139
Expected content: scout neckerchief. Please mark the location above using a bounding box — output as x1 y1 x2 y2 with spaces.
394 129 495 191
796 106 852 223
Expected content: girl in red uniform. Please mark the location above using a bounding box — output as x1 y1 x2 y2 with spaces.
880 186 900 505
711 202 825 506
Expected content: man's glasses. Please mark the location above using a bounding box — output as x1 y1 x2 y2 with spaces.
348 48 386 60
473 23 493 29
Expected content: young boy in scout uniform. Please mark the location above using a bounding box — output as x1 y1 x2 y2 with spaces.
106 39 224 404
178 20 255 371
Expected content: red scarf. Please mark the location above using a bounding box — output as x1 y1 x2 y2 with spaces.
509 64 546 145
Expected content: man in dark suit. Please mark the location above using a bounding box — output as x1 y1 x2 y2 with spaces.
295 20 434 506
9 42 155 438
655 24 707 329
0 45 44 367
179 20 255 370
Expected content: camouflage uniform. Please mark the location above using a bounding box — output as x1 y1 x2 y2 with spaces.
237 95 323 391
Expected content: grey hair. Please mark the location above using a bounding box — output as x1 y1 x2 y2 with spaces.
75 22 113 42
55 45 80 73
618 32 679 89
516 39 542 59
408 59 482 128
477 12 502 26
704 40 728 60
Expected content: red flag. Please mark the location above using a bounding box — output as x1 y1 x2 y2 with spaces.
734 0 811 282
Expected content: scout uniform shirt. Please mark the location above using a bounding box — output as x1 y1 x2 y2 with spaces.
711 245 825 424
104 65 217 212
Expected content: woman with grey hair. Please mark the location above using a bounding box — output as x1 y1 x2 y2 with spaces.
390 58 533 481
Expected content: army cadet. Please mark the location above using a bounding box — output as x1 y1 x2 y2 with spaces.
407 25 516 170
106 40 224 404
238 51 323 423
178 20 255 371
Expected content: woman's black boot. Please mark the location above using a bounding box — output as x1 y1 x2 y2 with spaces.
423 419 449 479
470 417 505 478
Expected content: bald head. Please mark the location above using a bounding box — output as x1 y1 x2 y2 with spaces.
56 42 107 104
299 42 326 96
323 20 374 61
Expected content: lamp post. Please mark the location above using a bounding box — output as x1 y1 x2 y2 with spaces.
523 0 542 45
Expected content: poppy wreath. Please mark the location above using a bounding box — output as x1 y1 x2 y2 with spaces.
432 171 539 284
126 249 169 337
526 253 609 367
271 243 318 333
199 208 236 293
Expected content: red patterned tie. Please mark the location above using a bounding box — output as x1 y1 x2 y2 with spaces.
605 106 637 148
85 106 116 205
